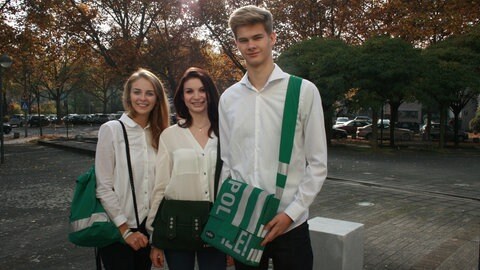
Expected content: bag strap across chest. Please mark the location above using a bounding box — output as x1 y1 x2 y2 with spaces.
274 75 302 202
117 120 140 228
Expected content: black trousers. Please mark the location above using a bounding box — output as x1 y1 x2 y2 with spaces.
98 220 151 270
234 221 313 270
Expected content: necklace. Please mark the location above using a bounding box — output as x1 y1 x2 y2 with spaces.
192 123 210 132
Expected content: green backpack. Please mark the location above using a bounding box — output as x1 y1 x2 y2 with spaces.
68 166 123 247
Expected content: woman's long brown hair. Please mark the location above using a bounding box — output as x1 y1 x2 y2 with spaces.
173 67 220 138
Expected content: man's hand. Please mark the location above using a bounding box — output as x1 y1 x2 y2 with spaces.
150 247 165 268
261 212 293 246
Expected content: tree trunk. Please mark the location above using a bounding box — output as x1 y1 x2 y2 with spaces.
55 96 62 118
389 101 402 147
438 106 448 149
371 109 379 150
324 104 334 146
451 107 462 147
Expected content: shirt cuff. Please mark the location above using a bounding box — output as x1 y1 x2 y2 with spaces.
284 200 306 223
113 215 128 227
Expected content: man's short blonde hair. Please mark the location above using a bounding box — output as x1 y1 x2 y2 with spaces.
228 5 273 38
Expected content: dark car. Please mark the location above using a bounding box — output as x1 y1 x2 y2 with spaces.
9 114 25 127
421 124 468 142
63 114 88 125
396 122 420 133
92 114 110 124
333 119 370 137
28 115 50 127
2 123 12 134
332 128 348 139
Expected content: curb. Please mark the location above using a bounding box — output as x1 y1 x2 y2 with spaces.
38 139 96 157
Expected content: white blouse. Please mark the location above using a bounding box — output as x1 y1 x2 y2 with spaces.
146 124 218 232
95 114 156 229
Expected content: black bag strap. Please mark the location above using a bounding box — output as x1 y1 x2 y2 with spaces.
213 138 223 201
95 248 101 270
117 120 140 228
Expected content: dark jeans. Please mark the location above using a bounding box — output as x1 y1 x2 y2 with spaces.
234 221 313 270
98 220 151 270
164 247 226 270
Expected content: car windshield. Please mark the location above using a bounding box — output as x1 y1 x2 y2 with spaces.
336 117 348 123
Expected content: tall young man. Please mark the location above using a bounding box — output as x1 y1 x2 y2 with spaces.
218 5 328 270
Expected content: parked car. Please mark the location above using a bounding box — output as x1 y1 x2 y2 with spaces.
9 114 25 127
46 114 60 124
396 122 420 133
62 114 81 124
332 128 348 139
92 114 110 124
108 113 122 120
377 119 390 125
421 123 468 142
333 119 370 137
334 117 349 126
28 115 50 127
357 123 414 141
2 123 12 134
354 116 372 123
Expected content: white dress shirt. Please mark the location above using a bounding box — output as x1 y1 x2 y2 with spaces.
146 124 218 233
219 64 328 231
95 114 156 228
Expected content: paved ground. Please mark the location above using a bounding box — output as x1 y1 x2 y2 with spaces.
0 136 478 270
322 145 479 270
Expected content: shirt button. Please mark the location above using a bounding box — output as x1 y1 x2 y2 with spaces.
203 172 206 176
201 153 205 156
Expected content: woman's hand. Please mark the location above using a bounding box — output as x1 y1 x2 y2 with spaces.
125 231 149 251
150 247 165 268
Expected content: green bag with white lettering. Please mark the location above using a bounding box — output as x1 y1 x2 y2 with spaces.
201 76 302 266
68 166 123 247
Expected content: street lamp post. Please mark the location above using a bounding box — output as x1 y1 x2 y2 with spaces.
0 54 13 164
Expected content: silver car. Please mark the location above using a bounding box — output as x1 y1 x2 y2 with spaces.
357 123 414 141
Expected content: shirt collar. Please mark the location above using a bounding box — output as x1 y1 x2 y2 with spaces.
240 64 290 91
119 113 151 129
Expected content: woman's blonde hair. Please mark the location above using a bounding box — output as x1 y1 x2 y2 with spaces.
228 5 273 38
122 68 170 149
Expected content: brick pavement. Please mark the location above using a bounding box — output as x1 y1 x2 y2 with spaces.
322 146 479 269
0 140 478 269
311 180 479 269
0 143 95 269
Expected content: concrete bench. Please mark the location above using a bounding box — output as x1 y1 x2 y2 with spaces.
308 217 364 270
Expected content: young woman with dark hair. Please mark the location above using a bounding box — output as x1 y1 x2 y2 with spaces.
147 67 227 270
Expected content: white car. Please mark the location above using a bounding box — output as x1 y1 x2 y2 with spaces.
354 116 372 123
377 119 390 125
334 117 349 126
